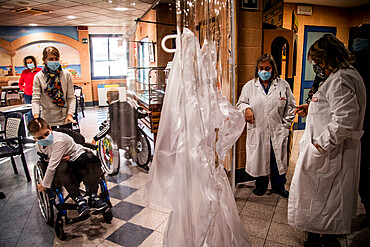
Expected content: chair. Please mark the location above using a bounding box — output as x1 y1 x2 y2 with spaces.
0 112 31 182
74 85 85 118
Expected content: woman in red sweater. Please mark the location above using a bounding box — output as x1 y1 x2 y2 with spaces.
18 55 42 122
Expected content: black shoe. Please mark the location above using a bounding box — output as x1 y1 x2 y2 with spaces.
91 193 109 213
0 192 5 199
304 232 321 247
272 189 289 198
253 187 267 196
76 196 91 217
320 235 341 247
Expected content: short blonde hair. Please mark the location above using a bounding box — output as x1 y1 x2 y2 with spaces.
43 46 60 60
107 89 119 102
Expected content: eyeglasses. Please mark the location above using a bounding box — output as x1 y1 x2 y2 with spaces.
35 130 50 140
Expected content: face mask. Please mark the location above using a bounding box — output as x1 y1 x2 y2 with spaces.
37 132 54 146
27 63 35 70
352 38 369 52
47 61 60 71
258 70 272 81
313 63 328 80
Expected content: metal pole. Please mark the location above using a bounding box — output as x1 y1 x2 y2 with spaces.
230 0 237 193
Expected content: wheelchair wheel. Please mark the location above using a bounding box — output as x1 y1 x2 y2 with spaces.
55 218 66 240
98 135 120 176
134 128 151 169
34 162 54 226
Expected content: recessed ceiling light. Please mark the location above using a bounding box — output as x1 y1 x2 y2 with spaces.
131 3 135 6
67 15 76 19
29 23 38 26
1 5 15 9
113 7 129 11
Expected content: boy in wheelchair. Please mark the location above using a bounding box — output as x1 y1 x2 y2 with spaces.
28 118 109 217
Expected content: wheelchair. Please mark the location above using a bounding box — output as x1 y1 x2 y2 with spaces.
33 128 113 240
98 100 151 175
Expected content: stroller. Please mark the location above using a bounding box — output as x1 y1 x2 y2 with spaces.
98 100 151 175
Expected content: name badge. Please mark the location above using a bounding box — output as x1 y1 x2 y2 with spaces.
278 97 286 100
312 97 318 102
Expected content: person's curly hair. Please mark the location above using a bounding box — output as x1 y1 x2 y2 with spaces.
308 34 355 73
23 55 37 68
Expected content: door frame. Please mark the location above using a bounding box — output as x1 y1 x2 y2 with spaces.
298 25 336 130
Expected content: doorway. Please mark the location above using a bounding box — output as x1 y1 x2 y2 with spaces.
298 26 336 130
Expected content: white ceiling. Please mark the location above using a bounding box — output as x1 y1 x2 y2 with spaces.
0 0 368 27
0 0 159 27
284 0 370 8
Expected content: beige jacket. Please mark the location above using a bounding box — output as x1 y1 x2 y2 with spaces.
32 69 75 126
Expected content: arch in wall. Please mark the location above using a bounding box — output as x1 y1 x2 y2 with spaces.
271 36 289 79
0 33 83 53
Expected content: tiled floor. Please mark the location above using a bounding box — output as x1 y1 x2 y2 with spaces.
0 107 369 247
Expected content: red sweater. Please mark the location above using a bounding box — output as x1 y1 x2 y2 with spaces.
18 67 42 96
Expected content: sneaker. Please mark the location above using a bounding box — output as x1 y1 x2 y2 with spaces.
91 193 109 213
76 196 91 217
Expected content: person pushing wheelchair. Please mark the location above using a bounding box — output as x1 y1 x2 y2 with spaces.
28 118 109 217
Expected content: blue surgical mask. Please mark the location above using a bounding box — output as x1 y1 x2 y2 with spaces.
258 70 272 81
47 61 60 71
27 63 35 70
352 38 369 52
37 132 54 146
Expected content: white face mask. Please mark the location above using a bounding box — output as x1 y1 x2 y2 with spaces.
27 63 35 70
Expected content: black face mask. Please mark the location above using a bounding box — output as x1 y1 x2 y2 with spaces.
313 63 328 80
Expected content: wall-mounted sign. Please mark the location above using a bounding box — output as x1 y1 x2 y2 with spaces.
241 0 259 11
263 0 283 27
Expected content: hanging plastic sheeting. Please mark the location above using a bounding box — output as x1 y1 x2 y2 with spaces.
144 27 250 247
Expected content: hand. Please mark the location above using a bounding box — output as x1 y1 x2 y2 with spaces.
294 104 308 117
34 113 40 118
37 184 46 192
245 108 255 124
62 155 70 161
91 139 96 145
65 114 77 124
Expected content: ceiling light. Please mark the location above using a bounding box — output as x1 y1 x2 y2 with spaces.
29 23 38 26
1 5 14 9
67 15 76 19
108 0 112 3
113 7 129 11
131 3 135 6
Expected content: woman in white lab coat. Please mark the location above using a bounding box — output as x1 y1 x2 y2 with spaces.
237 54 296 198
288 34 366 247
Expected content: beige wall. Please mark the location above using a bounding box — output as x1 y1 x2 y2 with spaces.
235 0 263 169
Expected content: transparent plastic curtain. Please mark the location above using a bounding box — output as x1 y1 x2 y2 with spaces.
144 0 250 246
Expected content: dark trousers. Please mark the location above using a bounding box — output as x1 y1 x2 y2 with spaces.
24 94 33 123
54 152 103 199
255 145 287 192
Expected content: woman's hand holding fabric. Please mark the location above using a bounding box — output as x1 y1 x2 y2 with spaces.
245 108 255 124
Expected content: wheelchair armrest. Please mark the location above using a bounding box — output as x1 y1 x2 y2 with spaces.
0 136 22 143
84 143 98 150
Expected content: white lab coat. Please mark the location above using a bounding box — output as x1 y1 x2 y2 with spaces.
237 77 296 177
288 66 366 234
